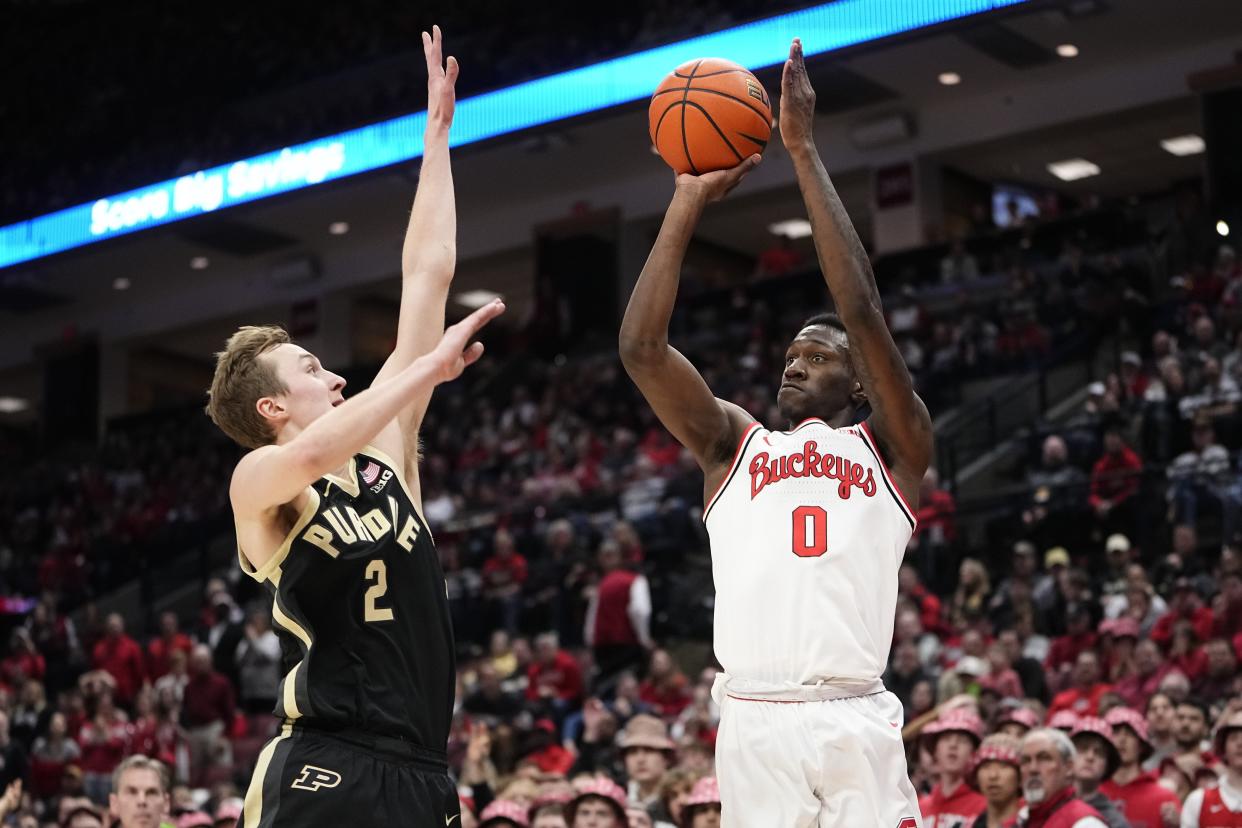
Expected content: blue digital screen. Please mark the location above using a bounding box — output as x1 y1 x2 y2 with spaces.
0 0 1026 270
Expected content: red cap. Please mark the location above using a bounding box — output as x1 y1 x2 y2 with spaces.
998 707 1040 732
1071 717 1121 778
1048 710 1080 731
1104 706 1154 760
480 799 530 828
922 710 984 751
967 742 1021 789
569 778 627 821
683 776 720 807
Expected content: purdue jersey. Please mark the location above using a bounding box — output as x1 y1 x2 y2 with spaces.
703 418 916 685
237 445 453 750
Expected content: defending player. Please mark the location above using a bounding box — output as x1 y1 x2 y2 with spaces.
619 38 931 827
205 28 501 827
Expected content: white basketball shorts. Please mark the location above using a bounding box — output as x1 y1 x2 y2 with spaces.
714 677 923 828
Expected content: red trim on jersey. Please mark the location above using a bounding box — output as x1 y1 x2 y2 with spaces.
703 422 762 523
858 420 917 528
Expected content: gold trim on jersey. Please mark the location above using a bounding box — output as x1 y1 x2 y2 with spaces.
238 487 322 585
271 577 313 721
323 456 360 498
244 721 294 828
358 444 433 544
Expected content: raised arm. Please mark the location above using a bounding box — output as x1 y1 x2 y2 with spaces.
779 38 932 502
231 300 504 529
619 160 760 478
370 26 460 441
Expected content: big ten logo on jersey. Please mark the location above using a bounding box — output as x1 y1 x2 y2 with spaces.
300 496 419 558
360 460 393 494
749 439 876 500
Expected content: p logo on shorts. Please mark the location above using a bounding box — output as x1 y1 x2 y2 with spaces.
290 765 342 792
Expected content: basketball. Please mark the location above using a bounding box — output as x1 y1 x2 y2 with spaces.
649 57 772 176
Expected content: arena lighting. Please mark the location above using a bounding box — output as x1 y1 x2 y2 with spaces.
1160 134 1205 156
767 218 814 239
1219 220 1231 237
112 276 130 290
1055 43 1079 58
0 0 1028 270
189 256 210 270
328 221 350 235
1046 158 1100 181
455 289 502 308
0 398 29 414
937 71 962 85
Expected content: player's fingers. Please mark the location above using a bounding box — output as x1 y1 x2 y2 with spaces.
446 56 459 84
456 298 506 338
461 341 485 368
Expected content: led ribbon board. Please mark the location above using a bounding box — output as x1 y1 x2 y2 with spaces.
1 0 1025 269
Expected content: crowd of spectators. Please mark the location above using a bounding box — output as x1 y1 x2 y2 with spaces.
0 166 1235 826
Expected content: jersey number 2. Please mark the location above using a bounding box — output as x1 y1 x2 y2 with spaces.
792 505 828 557
364 560 394 622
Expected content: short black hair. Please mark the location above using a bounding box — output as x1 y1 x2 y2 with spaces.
800 312 848 338
1177 697 1210 720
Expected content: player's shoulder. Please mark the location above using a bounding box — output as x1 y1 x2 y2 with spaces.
229 445 279 503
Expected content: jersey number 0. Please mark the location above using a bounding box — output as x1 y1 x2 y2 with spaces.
791 505 828 557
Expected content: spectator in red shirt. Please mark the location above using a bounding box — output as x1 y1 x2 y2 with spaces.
1150 578 1215 650
1101 707 1181 828
899 565 944 637
914 467 957 547
1048 651 1114 718
1088 427 1142 533
1118 351 1149 403
91 614 145 707
1046 605 1099 677
182 644 234 787
754 235 803 280
585 541 652 681
525 632 584 712
638 649 691 720
919 711 986 827
2 629 46 687
76 689 128 803
145 612 193 681
1171 698 1213 768
29 711 80 800
482 528 528 634
1113 639 1170 708
1197 637 1239 700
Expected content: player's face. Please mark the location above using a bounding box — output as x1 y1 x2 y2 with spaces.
976 761 1020 805
777 326 860 425
108 769 168 828
261 343 346 434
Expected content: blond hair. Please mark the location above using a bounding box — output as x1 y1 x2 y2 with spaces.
111 754 170 793
205 325 291 448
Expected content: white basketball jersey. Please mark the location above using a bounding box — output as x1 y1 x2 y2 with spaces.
704 417 917 685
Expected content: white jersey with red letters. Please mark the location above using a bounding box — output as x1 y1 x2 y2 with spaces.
704 416 916 686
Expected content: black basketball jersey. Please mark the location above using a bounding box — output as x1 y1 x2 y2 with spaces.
237 445 454 750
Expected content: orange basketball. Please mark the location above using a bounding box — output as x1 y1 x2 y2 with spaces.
648 58 772 176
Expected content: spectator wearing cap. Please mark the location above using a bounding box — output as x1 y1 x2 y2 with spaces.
998 708 1042 740
1050 711 1082 733
1101 707 1181 828
678 776 719 828
1181 707 1242 826
212 798 241 828
1114 639 1170 709
919 711 986 827
1172 699 1214 768
568 777 627 828
1017 728 1107 827
968 733 1023 828
1049 652 1114 718
1069 719 1129 828
1119 352 1149 403
480 799 530 828
175 813 212 828
617 714 675 809
62 801 105 828
1089 428 1142 536
1152 579 1215 651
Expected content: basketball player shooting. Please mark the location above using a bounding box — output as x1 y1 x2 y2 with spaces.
619 38 931 827
205 27 501 827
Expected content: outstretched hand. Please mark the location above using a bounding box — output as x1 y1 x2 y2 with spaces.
423 24 459 132
675 154 762 203
779 37 816 149
429 299 505 383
